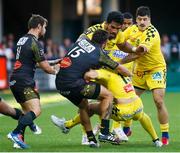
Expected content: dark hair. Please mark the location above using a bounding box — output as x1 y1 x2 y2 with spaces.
92 29 108 45
123 12 133 19
136 6 151 17
106 11 124 24
28 14 48 29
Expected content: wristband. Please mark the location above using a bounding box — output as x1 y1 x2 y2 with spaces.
132 47 137 52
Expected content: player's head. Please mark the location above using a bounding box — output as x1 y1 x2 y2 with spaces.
28 14 48 37
136 6 151 31
122 12 133 31
92 29 109 48
105 11 124 39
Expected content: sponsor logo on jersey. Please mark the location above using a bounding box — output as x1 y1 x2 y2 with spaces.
17 37 28 45
123 84 134 93
9 80 16 86
60 57 72 68
78 39 95 53
112 50 128 59
14 60 22 70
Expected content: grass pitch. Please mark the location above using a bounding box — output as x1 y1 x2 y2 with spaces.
0 91 179 152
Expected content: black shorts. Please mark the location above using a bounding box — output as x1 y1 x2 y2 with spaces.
58 82 100 106
10 86 40 103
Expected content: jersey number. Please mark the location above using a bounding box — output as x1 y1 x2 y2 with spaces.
67 46 85 58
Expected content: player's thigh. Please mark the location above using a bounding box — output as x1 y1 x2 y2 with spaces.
10 86 40 103
132 71 147 90
132 98 144 120
111 104 133 121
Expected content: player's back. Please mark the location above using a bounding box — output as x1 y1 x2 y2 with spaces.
56 38 102 89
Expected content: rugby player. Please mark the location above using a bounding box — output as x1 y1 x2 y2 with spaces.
51 68 163 147
121 6 169 145
7 14 59 149
55 29 132 148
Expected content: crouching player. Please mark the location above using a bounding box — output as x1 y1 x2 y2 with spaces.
51 69 163 147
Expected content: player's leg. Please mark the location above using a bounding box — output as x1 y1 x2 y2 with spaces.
78 99 99 147
135 112 162 147
0 98 22 120
111 120 128 142
147 68 169 145
123 120 132 136
8 87 40 149
152 88 169 145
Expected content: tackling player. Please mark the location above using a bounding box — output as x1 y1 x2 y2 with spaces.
51 68 163 147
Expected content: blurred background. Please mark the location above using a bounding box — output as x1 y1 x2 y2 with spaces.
0 0 180 91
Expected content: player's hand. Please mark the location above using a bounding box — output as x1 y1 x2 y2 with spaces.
53 64 60 75
48 58 62 66
84 70 98 82
135 45 148 55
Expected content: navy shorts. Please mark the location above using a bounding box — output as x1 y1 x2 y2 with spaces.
58 82 100 106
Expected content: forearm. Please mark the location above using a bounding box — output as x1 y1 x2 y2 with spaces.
120 53 140 64
115 64 132 77
117 42 136 53
48 59 62 66
38 60 59 75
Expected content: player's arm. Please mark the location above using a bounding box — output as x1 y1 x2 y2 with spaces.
47 58 62 66
120 53 139 64
120 45 148 64
117 41 147 54
32 41 59 75
117 26 147 54
38 61 59 75
99 50 132 77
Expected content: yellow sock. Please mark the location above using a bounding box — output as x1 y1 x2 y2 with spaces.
111 121 121 131
139 112 158 141
160 123 169 132
65 114 81 128
124 120 132 127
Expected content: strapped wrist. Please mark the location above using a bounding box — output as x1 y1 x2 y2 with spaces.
132 47 137 52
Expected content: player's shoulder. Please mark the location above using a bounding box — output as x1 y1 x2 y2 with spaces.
123 24 138 36
145 25 159 35
127 24 138 31
85 22 103 33
16 34 34 47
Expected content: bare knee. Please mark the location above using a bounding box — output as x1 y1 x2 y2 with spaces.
34 108 41 117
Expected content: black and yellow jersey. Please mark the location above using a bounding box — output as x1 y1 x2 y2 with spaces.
124 24 166 71
10 34 45 87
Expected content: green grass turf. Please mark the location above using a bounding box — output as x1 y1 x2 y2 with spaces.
0 91 179 152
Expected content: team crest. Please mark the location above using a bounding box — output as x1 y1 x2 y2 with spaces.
60 57 72 68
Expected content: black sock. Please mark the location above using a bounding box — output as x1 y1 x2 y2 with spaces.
86 131 97 143
13 111 36 134
100 119 110 135
10 108 23 120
